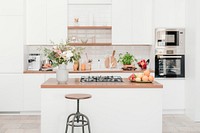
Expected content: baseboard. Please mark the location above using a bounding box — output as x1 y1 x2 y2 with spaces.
0 111 41 115
20 111 41 115
163 109 185 114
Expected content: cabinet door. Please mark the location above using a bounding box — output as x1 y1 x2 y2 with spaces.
0 74 23 112
154 0 185 28
26 0 47 45
156 79 185 111
112 0 132 45
23 74 45 111
0 16 23 73
132 0 153 44
0 0 23 16
46 0 68 44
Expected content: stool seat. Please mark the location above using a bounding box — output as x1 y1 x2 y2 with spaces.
65 94 92 100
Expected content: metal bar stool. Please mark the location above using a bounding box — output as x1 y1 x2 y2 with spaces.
65 94 92 133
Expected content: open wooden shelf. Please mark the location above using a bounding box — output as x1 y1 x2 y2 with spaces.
68 26 112 30
69 43 112 46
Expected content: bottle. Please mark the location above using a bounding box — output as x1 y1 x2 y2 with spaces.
97 59 101 69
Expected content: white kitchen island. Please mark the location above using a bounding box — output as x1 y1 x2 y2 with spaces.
41 78 163 133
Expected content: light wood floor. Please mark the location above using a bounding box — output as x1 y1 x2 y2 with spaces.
0 114 200 133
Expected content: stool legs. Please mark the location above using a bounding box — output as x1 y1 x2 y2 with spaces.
65 99 91 133
65 113 76 133
80 113 91 133
82 115 85 133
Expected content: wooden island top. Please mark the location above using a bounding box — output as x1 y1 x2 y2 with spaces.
41 78 163 89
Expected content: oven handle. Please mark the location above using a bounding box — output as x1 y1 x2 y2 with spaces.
159 56 182 59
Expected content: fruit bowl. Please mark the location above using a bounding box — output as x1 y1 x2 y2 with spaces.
129 79 152 83
128 70 154 83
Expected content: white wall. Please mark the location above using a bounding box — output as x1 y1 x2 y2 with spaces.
185 0 200 121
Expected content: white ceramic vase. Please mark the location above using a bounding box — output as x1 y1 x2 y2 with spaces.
56 63 68 84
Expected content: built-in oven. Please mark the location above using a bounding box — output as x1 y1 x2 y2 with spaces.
155 55 185 78
155 28 185 54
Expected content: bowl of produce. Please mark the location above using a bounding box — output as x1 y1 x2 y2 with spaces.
128 70 154 83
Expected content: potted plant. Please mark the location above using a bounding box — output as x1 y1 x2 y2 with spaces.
71 47 84 71
118 52 137 68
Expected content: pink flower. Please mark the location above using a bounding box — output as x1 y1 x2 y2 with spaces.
57 50 62 54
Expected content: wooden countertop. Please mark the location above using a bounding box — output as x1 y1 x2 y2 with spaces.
24 69 154 74
41 78 163 89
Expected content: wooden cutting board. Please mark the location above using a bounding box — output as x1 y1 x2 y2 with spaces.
110 50 117 68
104 50 117 68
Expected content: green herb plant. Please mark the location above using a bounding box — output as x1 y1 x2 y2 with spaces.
118 52 137 65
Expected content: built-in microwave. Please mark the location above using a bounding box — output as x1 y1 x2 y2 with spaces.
155 28 185 49
155 55 185 78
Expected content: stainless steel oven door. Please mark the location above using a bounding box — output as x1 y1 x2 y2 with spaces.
155 55 185 78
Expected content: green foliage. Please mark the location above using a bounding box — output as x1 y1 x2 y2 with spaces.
71 47 85 62
118 52 137 65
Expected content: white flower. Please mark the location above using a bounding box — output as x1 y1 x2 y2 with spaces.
65 50 73 59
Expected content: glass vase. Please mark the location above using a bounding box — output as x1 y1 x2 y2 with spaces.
56 63 68 84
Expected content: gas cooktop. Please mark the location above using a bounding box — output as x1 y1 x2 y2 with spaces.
80 76 123 82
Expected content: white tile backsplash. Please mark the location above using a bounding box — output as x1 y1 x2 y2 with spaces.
26 45 152 70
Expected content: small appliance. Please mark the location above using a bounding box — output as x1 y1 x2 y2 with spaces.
155 28 185 54
155 55 185 78
28 54 41 70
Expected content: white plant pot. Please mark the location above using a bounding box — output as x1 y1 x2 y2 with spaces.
56 64 68 84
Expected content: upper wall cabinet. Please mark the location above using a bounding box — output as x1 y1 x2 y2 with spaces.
112 0 132 44
0 0 23 16
46 0 68 44
26 0 47 45
154 0 185 28
112 0 153 45
132 0 153 44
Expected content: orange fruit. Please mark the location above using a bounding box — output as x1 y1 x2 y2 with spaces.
137 73 143 79
148 75 154 82
144 70 150 77
142 75 149 82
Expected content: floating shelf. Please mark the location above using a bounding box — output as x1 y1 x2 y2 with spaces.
68 26 112 30
69 43 112 46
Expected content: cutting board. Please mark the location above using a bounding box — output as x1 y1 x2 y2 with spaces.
104 50 117 68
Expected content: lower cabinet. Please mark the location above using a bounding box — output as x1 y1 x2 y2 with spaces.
23 74 45 111
0 74 23 112
156 79 185 113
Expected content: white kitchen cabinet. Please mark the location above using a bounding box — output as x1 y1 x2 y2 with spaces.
112 0 132 44
132 0 153 44
46 0 68 44
0 74 23 112
0 16 23 73
154 0 185 28
0 0 23 16
23 74 45 111
156 79 185 113
26 0 47 45
112 0 153 45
